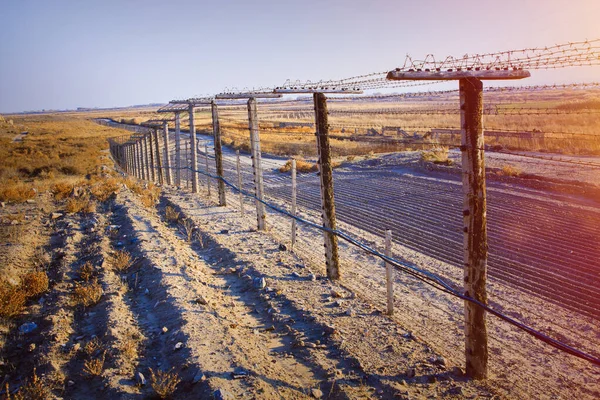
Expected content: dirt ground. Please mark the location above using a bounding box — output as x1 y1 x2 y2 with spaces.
1 145 599 399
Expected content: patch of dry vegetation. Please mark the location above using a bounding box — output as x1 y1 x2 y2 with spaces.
279 159 318 173
79 261 96 282
5 369 50 400
82 351 106 378
499 164 522 177
0 271 49 318
111 250 133 272
421 147 453 166
65 195 97 214
0 114 132 203
72 280 103 307
164 206 180 223
149 368 181 399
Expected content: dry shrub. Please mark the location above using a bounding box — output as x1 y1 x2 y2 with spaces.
149 368 181 399
500 164 522 177
83 351 106 378
278 158 318 173
65 196 96 214
111 250 133 272
7 368 50 400
421 148 453 165
0 180 36 203
178 219 195 242
164 206 180 223
52 181 74 200
127 180 160 208
0 283 27 318
20 271 49 298
90 178 120 202
118 337 138 361
72 280 103 307
79 262 95 282
83 337 102 356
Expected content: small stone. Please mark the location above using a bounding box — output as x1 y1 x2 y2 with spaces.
254 277 266 289
333 300 343 307
407 368 416 378
220 229 229 234
51 212 63 220
232 367 248 379
72 343 81 352
213 388 233 400
144 288 149 295
28 343 36 352
278 243 287 251
136 372 146 386
67 380 75 387
331 290 344 298
0 202 5 208
26 199 36 204
345 308 355 317
162 327 168 334
291 272 301 278
311 388 323 398
195 295 208 305
305 342 317 348
18 322 38 334
192 372 206 383
174 342 183 350
309 274 316 281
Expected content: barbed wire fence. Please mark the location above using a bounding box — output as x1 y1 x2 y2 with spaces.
107 40 600 399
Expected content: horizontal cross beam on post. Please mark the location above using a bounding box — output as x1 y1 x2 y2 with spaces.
170 98 214 106
274 88 363 94
386 69 531 81
157 104 188 113
215 93 282 99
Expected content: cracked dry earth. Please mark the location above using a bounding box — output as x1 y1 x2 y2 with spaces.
0 178 500 399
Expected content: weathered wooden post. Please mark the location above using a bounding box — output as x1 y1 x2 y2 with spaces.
188 104 199 193
137 140 146 181
175 112 181 186
184 140 190 189
211 101 227 206
236 150 244 216
273 86 362 280
386 65 530 380
163 121 173 185
248 98 266 230
291 158 297 248
144 133 152 181
148 130 156 182
314 92 340 280
385 230 393 316
214 92 282 230
204 143 211 199
153 128 164 185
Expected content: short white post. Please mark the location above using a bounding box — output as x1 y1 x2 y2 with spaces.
385 230 394 316
291 159 297 248
236 150 244 216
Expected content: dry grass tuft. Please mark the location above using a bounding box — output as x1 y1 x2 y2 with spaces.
118 337 138 362
149 368 181 399
52 181 75 200
7 368 50 400
499 164 522 177
72 280 103 307
20 271 49 298
65 195 96 214
126 179 161 208
0 181 36 203
421 148 453 166
0 283 27 318
164 206 180 223
111 250 133 272
90 178 120 202
178 219 195 243
83 351 106 378
279 159 318 173
83 337 102 356
79 262 96 282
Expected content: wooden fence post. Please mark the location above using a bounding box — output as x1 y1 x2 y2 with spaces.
460 77 488 380
314 93 340 280
175 111 181 186
163 121 172 185
148 131 156 182
189 104 199 193
205 143 211 199
153 129 164 185
184 140 189 189
236 150 244 216
291 159 297 248
138 140 146 181
211 101 227 206
144 134 152 181
248 98 266 230
385 230 393 315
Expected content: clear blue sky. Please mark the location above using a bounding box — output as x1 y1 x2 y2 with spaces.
1 0 600 113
